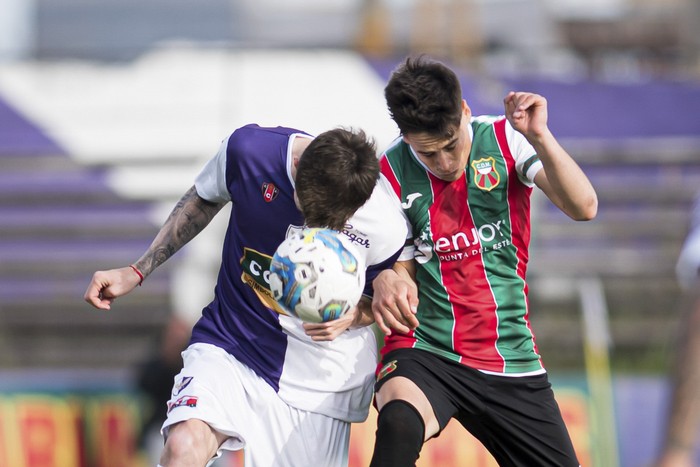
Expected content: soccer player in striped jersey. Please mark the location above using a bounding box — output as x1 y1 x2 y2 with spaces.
369 56 598 466
84 125 408 467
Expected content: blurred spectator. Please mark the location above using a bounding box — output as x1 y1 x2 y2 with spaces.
135 315 191 465
656 193 700 467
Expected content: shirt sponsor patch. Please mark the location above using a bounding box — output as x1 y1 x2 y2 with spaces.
167 395 198 413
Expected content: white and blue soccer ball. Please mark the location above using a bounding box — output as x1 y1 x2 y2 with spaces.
269 228 365 323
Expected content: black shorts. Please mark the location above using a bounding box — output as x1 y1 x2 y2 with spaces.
375 348 580 467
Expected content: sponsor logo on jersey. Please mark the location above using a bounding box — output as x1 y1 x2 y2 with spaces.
341 223 371 249
167 395 198 413
377 360 398 382
401 192 423 209
261 182 279 202
240 247 286 315
173 376 193 396
415 220 512 263
434 220 506 253
471 157 500 191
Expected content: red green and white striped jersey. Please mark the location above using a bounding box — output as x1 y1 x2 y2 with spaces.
379 116 546 374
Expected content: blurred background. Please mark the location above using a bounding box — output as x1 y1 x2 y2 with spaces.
1 0 700 465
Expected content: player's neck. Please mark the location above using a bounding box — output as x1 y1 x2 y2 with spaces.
291 136 312 181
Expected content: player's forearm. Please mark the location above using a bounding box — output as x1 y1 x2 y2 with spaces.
394 259 417 283
352 297 376 328
533 132 598 221
133 186 225 278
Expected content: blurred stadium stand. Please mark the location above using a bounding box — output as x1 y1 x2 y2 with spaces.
0 97 172 369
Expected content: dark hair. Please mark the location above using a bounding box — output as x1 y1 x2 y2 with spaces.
384 55 463 138
295 128 379 231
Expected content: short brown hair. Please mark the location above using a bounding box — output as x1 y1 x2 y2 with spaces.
295 128 378 231
385 55 463 138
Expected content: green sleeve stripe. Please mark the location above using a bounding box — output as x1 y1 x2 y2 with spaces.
521 154 540 176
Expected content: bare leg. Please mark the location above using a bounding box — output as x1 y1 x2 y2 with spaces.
160 419 229 467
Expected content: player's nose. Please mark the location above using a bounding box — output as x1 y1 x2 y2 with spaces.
435 151 453 172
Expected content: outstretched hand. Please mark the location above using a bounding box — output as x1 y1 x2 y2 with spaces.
84 266 142 310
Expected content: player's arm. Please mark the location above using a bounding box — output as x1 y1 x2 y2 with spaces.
84 186 226 310
303 296 374 342
504 91 597 221
371 260 419 335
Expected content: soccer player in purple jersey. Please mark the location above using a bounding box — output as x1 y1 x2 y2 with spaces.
368 56 598 466
84 125 408 467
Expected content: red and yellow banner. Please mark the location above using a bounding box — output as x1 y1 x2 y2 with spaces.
0 388 590 467
0 394 141 467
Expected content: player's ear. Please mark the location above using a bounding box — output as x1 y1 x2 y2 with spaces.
462 99 471 120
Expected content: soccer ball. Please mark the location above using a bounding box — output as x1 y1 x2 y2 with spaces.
269 228 365 323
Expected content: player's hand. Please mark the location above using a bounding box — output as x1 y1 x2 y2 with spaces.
504 91 549 140
83 267 142 310
371 269 419 335
303 310 355 342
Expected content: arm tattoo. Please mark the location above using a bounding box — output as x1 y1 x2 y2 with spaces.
133 186 225 277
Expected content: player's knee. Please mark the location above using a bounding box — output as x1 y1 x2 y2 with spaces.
161 420 218 466
370 400 425 467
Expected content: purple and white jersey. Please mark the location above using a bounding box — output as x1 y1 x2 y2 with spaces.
190 124 407 422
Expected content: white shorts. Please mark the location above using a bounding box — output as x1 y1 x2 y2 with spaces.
162 343 350 467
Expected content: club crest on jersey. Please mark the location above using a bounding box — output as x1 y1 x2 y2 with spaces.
471 157 500 192
377 360 398 382
173 376 193 396
261 182 279 202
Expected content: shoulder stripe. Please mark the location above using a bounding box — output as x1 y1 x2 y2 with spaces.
522 154 540 176
493 118 512 162
380 155 401 200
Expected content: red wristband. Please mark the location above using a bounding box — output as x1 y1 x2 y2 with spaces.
129 265 144 286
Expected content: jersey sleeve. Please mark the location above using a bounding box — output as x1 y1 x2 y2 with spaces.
194 136 231 203
504 120 543 186
362 248 402 298
350 171 412 298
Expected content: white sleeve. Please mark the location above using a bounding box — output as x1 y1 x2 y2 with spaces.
505 120 543 186
194 137 231 203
